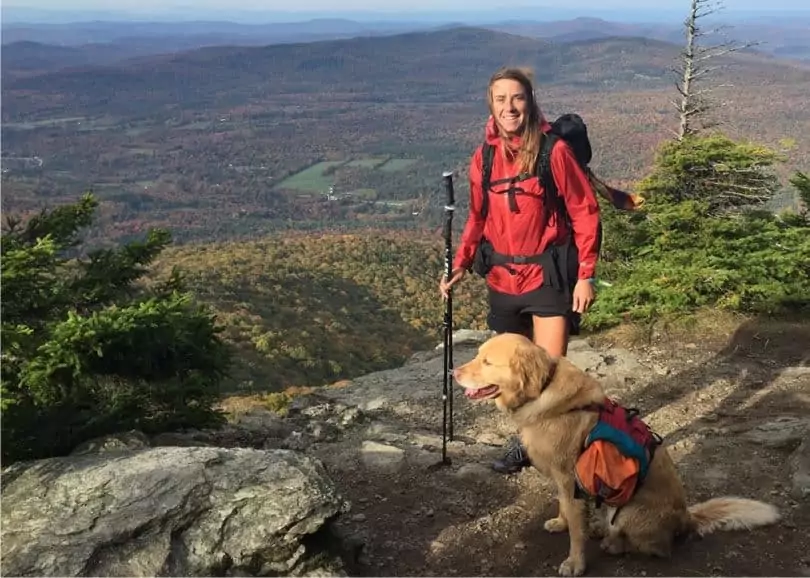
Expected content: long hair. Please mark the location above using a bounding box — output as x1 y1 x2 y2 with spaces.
487 67 543 174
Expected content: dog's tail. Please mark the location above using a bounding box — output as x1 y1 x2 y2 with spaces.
688 496 780 536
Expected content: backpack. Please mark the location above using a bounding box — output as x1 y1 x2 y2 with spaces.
573 398 663 513
478 113 644 252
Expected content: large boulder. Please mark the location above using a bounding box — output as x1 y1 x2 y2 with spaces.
1 446 350 577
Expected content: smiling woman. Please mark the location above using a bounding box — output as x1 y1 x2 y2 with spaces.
487 72 543 175
439 66 603 475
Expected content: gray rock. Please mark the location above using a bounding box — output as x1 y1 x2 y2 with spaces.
434 329 495 350
475 432 508 446
317 331 647 433
567 346 606 374
70 430 150 455
230 408 294 438
780 366 810 378
151 430 214 448
567 340 647 382
455 463 492 479
360 441 405 471
307 422 341 442
338 407 364 428
409 449 444 469
789 440 810 500
741 417 810 450
1 447 349 577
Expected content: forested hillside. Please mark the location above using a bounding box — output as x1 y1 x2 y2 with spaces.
149 232 491 391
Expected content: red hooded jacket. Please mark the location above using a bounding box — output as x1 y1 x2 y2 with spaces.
453 115 601 296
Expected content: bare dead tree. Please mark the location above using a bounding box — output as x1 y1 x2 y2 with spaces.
673 0 760 139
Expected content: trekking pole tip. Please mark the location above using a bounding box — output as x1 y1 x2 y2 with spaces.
427 456 453 471
442 170 454 178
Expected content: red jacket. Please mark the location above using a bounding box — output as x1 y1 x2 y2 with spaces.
453 116 601 296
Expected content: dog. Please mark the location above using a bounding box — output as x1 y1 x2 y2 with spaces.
453 333 780 577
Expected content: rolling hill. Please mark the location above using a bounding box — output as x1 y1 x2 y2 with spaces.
0 20 433 79
147 231 490 392
4 27 808 120
4 15 809 62
487 16 810 61
0 40 147 77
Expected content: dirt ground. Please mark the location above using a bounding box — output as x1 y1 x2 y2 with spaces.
304 315 810 577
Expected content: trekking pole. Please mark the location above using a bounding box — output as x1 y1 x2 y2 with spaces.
441 170 456 465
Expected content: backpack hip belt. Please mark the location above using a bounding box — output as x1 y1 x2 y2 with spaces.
487 240 573 293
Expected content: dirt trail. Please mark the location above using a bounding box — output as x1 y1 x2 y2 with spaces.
224 317 810 577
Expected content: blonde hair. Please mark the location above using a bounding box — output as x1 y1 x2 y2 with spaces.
487 66 543 174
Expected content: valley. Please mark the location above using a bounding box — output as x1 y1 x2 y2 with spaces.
2 28 809 244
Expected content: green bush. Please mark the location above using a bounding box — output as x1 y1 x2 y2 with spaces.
1 193 231 462
635 133 782 213
587 136 810 329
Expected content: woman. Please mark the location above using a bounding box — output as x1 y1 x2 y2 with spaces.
439 66 601 474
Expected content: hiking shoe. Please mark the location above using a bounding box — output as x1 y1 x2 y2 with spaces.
492 436 530 474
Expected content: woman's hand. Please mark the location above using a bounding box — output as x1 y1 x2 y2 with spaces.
439 267 466 299
572 279 596 313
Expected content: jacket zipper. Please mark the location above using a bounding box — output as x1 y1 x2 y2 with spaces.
503 153 518 294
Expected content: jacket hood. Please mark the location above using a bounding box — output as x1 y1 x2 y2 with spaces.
484 110 553 146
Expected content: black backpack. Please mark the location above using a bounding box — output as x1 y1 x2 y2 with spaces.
479 113 597 242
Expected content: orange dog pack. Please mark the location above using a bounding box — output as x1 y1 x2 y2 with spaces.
574 398 663 509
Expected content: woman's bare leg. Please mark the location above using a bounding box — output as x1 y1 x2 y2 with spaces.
531 315 570 357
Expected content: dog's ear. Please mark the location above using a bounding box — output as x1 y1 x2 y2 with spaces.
510 340 552 398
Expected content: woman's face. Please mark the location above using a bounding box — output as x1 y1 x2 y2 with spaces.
490 78 529 136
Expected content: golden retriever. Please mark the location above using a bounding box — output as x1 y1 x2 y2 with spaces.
453 333 780 577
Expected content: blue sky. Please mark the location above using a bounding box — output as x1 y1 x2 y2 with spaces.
10 0 810 11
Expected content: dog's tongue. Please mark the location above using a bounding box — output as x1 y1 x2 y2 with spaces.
465 385 498 399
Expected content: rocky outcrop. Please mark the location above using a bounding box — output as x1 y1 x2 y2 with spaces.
3 329 807 577
1 447 350 577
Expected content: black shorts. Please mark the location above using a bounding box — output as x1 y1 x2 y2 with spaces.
487 284 580 336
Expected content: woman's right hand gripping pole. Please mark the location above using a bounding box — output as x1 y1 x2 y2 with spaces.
439 267 466 300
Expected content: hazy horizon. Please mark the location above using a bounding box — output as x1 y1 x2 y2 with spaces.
9 0 809 10
4 0 810 25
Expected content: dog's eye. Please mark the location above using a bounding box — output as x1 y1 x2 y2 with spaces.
482 358 491 366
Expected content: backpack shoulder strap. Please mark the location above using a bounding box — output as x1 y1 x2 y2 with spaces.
537 132 569 228
480 143 495 219
538 126 604 263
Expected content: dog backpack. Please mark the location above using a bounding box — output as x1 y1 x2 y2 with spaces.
574 398 663 508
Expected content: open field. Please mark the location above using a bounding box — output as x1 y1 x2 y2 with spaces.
276 161 345 193
346 157 387 168
275 157 420 193
378 158 418 172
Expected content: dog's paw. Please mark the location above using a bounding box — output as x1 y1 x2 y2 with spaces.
587 519 605 539
600 535 626 555
558 556 586 577
544 516 568 533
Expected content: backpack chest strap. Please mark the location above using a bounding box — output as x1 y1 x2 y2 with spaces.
487 173 535 213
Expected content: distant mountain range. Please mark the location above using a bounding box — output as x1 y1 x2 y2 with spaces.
3 4 809 25
7 26 807 122
2 15 809 74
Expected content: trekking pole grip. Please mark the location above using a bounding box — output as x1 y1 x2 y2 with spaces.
442 170 456 205
442 171 455 277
